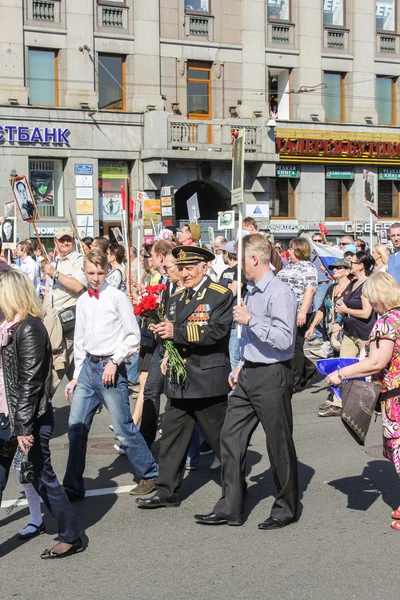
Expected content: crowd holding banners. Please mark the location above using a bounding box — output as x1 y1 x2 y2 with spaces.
6 175 400 557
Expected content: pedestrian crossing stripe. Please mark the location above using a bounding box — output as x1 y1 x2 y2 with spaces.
209 283 228 294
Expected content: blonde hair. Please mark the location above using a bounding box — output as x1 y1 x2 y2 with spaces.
372 243 389 265
362 272 400 310
0 270 43 322
84 248 108 269
243 234 271 264
289 237 312 261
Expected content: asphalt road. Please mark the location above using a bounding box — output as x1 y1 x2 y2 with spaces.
1 355 397 600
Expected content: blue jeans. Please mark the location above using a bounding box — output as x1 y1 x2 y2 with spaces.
314 283 330 341
0 405 81 544
127 351 140 385
229 328 241 369
63 359 158 496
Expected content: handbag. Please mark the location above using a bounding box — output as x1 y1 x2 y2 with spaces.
58 305 76 334
340 380 400 446
0 413 17 458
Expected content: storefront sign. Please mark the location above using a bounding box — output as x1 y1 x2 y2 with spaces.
379 168 400 180
29 224 60 238
246 204 270 219
276 129 400 164
77 200 94 215
0 125 70 145
326 167 355 179
276 165 300 178
76 175 93 187
75 164 93 175
344 221 394 234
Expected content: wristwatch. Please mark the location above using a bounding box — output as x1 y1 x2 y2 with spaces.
110 359 118 366
54 270 60 280
337 368 344 382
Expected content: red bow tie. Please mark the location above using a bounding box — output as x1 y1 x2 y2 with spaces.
88 288 99 299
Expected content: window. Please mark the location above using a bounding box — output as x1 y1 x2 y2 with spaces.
98 54 125 110
324 72 344 122
323 0 344 26
376 76 396 125
28 49 58 106
268 69 290 119
29 159 64 218
378 180 400 217
267 0 290 21
325 179 349 219
269 177 296 217
376 0 395 31
187 62 211 118
185 0 210 12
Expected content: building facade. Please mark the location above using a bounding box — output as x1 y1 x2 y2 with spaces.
1 0 400 245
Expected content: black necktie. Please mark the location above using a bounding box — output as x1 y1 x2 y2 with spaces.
186 288 195 300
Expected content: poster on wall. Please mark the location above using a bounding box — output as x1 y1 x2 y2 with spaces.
98 161 128 221
30 170 54 206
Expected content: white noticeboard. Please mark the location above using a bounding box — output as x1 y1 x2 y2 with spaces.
217 210 235 230
245 203 270 219
186 193 200 222
76 187 93 199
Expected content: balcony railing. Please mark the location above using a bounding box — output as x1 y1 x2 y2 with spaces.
267 22 295 47
323 28 349 52
379 34 397 53
97 4 128 30
168 118 262 153
32 0 56 21
185 14 214 41
102 6 123 28
327 29 345 48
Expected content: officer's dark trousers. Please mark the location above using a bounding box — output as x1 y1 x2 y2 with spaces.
156 395 227 498
213 361 299 522
140 345 165 448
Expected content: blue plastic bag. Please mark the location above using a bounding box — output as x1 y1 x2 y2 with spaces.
316 357 362 402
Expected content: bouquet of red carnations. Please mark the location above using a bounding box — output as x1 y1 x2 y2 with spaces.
134 284 186 383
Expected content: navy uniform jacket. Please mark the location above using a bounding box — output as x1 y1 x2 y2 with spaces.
165 276 234 399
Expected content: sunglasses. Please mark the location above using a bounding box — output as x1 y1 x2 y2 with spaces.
333 266 346 270
313 239 323 243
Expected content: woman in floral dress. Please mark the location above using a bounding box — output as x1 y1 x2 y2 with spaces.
326 271 400 531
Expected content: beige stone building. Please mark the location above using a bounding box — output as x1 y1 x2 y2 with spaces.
1 0 400 245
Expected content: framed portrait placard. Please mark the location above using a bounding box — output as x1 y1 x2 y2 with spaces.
11 175 38 222
1 217 16 250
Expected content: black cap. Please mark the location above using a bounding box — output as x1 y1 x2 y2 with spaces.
172 245 215 264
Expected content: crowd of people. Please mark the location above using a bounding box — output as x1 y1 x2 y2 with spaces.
2 217 400 558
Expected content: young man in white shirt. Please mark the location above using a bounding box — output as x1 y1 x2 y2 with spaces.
62 249 158 499
15 239 41 295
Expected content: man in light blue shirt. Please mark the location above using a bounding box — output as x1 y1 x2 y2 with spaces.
388 223 400 282
195 234 299 530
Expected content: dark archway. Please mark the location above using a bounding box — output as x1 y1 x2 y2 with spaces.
175 180 231 220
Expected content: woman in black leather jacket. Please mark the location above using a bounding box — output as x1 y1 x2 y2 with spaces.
0 270 82 559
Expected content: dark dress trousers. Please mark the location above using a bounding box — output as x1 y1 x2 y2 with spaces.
156 276 234 498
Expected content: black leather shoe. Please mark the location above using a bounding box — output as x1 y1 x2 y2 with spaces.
41 538 84 559
194 512 243 526
258 517 294 530
136 494 181 509
63 488 85 502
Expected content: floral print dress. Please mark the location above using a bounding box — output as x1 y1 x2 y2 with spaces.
366 308 400 473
